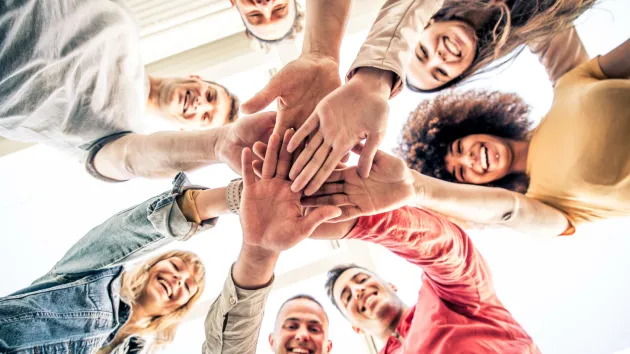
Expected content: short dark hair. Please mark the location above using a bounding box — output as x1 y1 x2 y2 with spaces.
397 90 532 193
244 0 304 45
203 80 239 123
277 294 328 322
324 264 371 315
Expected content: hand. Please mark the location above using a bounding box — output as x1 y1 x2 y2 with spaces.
287 67 392 196
239 130 341 253
215 111 276 174
241 53 341 134
301 148 416 222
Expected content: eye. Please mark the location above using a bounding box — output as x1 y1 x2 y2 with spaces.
206 89 216 103
171 261 179 271
185 282 190 292
437 68 448 78
457 140 462 154
420 45 428 59
459 166 465 181
273 5 287 14
359 277 367 284
309 327 321 333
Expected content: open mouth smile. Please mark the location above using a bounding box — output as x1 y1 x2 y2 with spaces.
480 144 489 172
443 36 461 57
183 90 190 114
360 291 377 313
287 348 313 354
158 277 173 298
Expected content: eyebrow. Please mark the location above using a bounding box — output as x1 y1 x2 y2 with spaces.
284 318 323 325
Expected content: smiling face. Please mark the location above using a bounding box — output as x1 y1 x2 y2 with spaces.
232 0 296 41
332 268 403 337
136 256 202 317
156 76 236 130
444 134 514 185
269 298 332 354
407 19 478 91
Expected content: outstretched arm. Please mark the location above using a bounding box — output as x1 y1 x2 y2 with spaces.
203 130 341 354
90 111 276 181
304 149 569 236
240 0 351 133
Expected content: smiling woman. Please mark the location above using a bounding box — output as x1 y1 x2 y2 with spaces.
405 0 597 92
0 173 231 354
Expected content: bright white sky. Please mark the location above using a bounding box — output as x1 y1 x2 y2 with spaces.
1 1 630 354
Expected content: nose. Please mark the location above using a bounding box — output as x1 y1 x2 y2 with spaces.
350 284 365 299
454 153 474 169
173 269 191 290
294 326 311 342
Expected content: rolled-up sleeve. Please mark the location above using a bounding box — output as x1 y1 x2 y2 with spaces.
39 173 216 282
202 266 273 354
347 0 443 98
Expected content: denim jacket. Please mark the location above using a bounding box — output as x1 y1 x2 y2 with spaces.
0 173 216 354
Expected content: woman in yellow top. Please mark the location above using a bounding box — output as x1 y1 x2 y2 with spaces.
396 38 630 236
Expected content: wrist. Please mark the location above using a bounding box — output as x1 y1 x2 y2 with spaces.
211 125 229 162
232 244 280 289
411 169 430 208
351 67 394 99
194 187 229 220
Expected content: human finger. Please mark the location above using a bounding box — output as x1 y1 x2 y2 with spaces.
300 194 352 207
241 148 255 186
288 113 319 152
276 129 294 179
241 79 281 114
291 143 331 193
304 148 347 196
262 133 281 179
252 159 263 178
252 141 267 160
289 132 323 180
297 206 342 237
307 183 345 197
357 134 383 178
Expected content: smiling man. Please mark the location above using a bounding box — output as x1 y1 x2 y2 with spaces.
269 295 332 354
231 0 304 44
0 0 243 182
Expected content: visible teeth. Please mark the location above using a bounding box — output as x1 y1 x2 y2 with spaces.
290 349 309 353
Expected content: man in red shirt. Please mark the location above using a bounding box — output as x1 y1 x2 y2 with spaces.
302 150 541 354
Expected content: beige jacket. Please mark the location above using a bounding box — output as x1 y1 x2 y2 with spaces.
348 0 588 97
202 266 273 354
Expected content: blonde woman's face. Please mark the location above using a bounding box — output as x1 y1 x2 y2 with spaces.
139 256 201 316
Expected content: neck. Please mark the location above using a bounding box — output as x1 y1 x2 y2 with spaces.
508 139 530 174
378 304 410 342
146 75 162 114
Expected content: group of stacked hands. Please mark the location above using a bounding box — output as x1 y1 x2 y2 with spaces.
1 0 629 353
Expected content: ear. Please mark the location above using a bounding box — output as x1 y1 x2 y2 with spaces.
268 333 275 349
352 325 364 335
388 283 398 293
325 340 333 353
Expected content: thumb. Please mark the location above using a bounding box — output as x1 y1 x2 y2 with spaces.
241 79 281 114
297 206 342 236
357 134 383 178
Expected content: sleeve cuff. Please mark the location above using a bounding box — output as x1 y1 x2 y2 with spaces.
347 62 403 99
84 131 133 183
148 173 218 241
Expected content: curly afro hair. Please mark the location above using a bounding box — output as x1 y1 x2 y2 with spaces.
397 90 533 193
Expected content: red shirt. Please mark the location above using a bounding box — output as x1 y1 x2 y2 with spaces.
346 207 540 354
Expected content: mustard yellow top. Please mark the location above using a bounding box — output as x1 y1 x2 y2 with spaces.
526 58 630 230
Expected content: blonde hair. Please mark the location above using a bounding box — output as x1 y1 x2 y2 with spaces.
99 250 206 353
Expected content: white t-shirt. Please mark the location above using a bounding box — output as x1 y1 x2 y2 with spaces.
0 0 149 161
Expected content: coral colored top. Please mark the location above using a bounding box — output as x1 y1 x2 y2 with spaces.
346 207 540 354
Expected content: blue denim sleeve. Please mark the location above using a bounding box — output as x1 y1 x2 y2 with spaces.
35 173 217 284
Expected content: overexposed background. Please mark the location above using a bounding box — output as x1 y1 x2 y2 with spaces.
1 0 629 353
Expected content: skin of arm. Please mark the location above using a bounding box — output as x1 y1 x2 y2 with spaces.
528 26 589 85
194 187 230 221
412 169 570 236
93 130 223 181
302 0 351 60
597 38 630 79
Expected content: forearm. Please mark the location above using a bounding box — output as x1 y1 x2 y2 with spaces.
93 128 226 180
302 0 351 61
528 26 589 85
598 38 630 79
412 170 569 236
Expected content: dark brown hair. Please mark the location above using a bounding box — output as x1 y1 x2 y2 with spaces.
397 90 532 193
407 0 597 92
